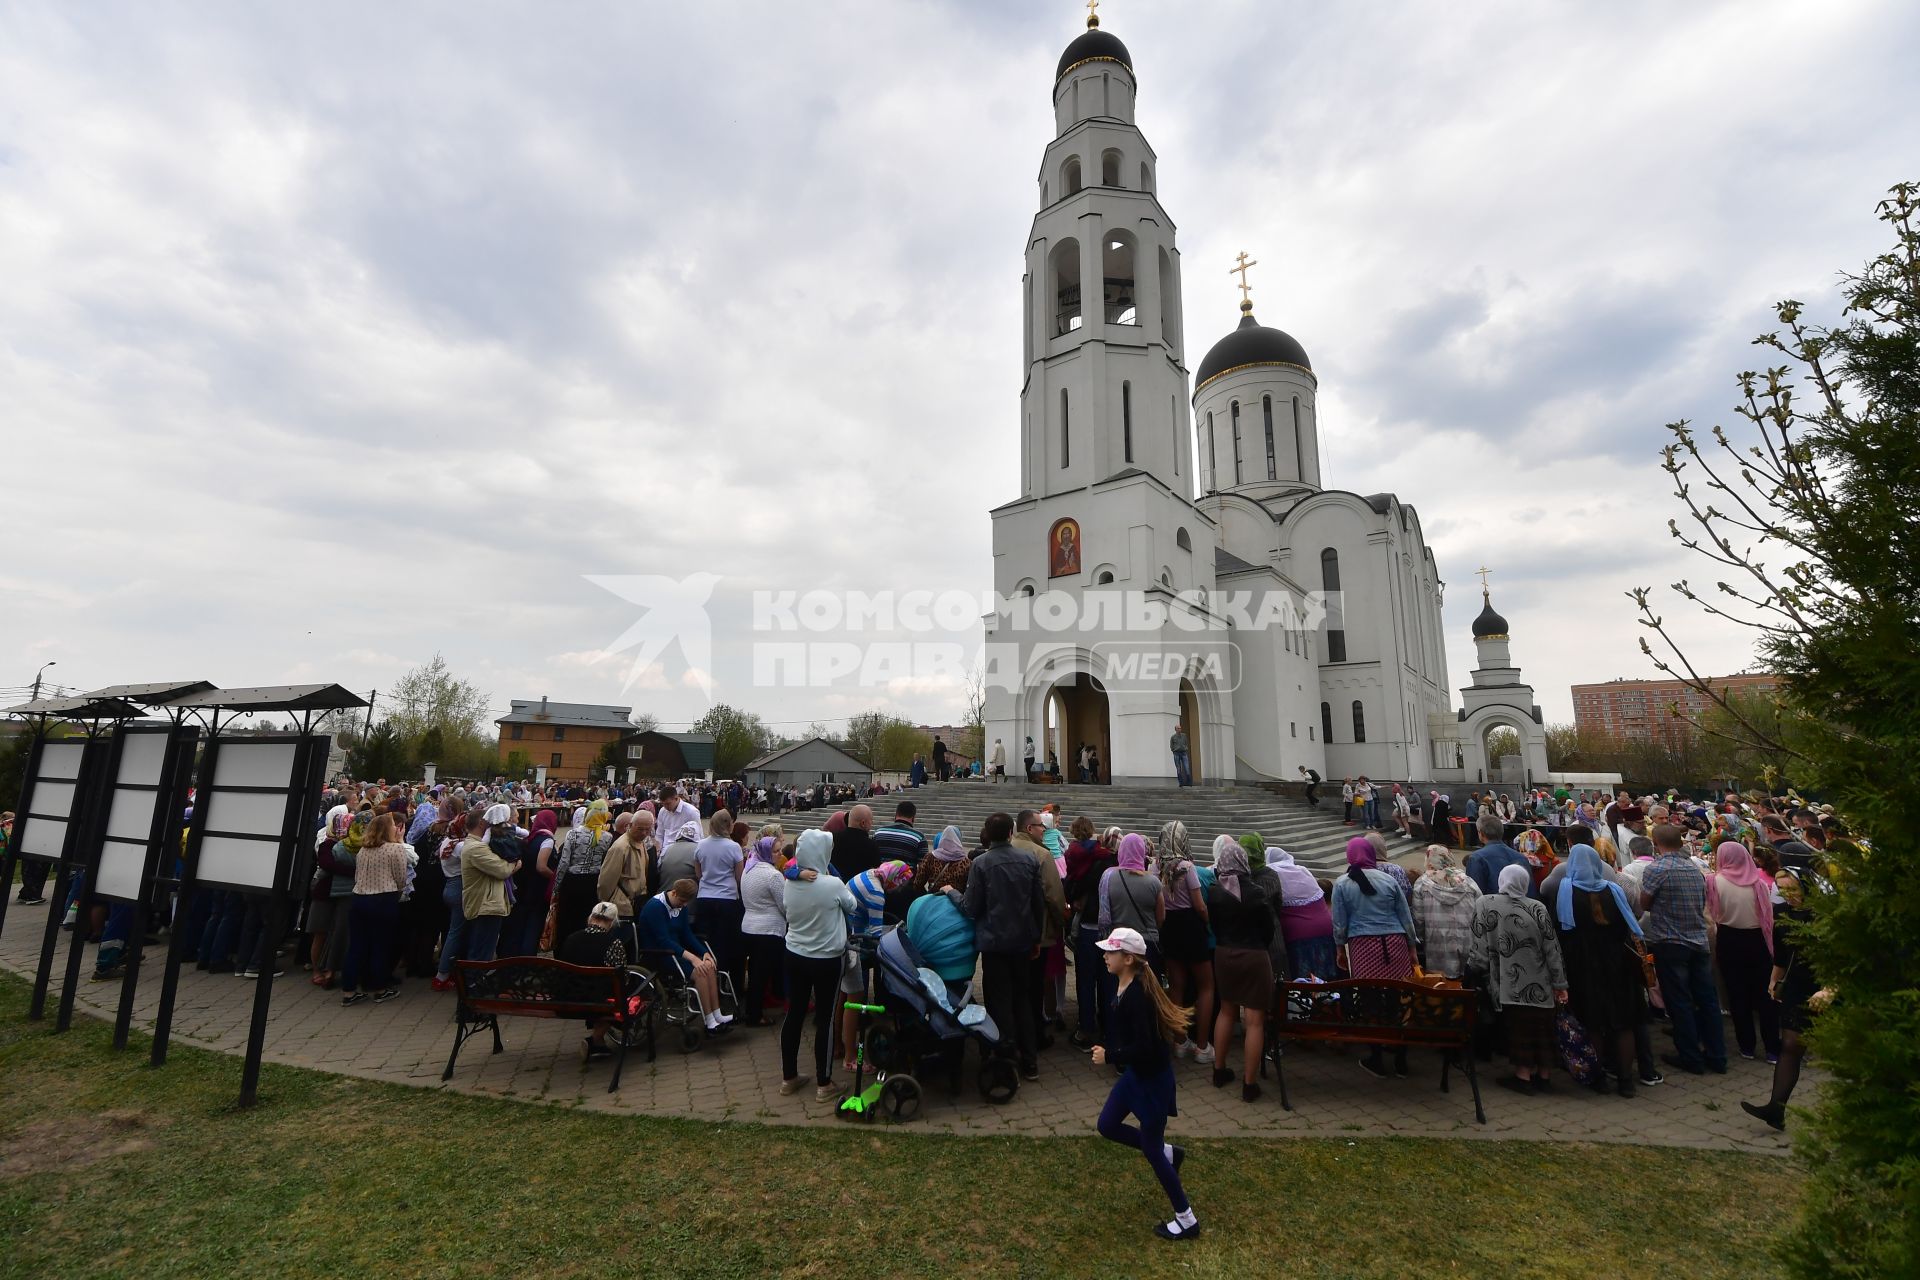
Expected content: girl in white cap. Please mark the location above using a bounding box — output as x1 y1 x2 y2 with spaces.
1093 926 1200 1241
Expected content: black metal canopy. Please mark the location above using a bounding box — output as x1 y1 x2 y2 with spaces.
85 681 218 706
2 694 145 720
163 684 367 713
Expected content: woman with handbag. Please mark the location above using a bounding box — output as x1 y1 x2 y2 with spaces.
1554 843 1652 1096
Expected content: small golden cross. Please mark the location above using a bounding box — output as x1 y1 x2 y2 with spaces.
1086 0 1100 26
1475 565 1493 593
1230 250 1258 305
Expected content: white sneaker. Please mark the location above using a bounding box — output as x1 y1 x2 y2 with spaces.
1176 1038 1198 1060
1194 1044 1215 1065
715 1012 734 1025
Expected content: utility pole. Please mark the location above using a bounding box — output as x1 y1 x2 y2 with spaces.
30 660 56 700
362 690 377 742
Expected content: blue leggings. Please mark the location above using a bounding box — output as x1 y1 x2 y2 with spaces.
1097 1074 1188 1214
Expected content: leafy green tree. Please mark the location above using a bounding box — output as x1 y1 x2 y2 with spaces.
1633 182 1920 1275
351 721 411 782
0 730 32 815
503 749 533 778
387 654 492 770
693 704 770 777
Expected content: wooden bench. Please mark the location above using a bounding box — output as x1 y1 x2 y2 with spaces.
444 956 655 1092
1268 978 1485 1123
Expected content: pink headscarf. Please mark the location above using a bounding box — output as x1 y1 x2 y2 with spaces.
875 860 912 891
1709 841 1774 952
1117 833 1150 871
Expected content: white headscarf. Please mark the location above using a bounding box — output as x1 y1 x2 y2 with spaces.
1497 863 1533 899
1265 847 1324 907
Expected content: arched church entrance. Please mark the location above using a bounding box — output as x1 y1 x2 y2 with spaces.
1046 672 1111 785
1178 677 1203 784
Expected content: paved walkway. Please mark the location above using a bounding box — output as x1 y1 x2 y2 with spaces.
1 901 1797 1154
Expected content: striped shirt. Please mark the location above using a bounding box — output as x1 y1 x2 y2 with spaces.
847 869 888 937
1640 854 1710 950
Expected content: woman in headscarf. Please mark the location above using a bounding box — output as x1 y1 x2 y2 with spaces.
739 833 788 1026
503 808 559 956
906 835 977 984
1064 817 1118 1047
1332 835 1417 1077
1554 843 1649 1095
1266 846 1336 980
310 809 355 987
1709 840 1780 1062
1742 867 1829 1130
551 805 614 946
1410 846 1480 980
1204 836 1272 1102
1155 820 1215 1064
1469 863 1568 1093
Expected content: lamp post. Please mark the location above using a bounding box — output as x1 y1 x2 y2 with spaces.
29 661 56 700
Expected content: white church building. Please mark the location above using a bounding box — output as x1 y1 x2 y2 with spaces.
982 11 1550 790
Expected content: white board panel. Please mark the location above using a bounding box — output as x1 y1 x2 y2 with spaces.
30 781 76 819
38 742 85 780
204 789 292 838
105 788 158 842
19 817 68 859
95 843 146 900
116 731 169 787
196 834 280 890
212 742 298 790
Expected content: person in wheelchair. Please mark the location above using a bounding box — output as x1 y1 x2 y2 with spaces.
639 877 732 1035
560 900 632 1061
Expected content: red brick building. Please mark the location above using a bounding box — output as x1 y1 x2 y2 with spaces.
1571 674 1778 746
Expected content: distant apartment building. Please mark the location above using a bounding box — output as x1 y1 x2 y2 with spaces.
495 697 634 780
1571 674 1778 746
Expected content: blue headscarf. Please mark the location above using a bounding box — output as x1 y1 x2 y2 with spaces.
1555 843 1642 937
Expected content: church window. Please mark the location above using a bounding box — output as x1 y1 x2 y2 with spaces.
1320 548 1341 590
1321 550 1345 661
1320 702 1333 744
1309 726 1315 741
1104 233 1137 325
1230 401 1243 485
1101 149 1122 187
1203 412 1217 491
1292 397 1306 482
1263 395 1277 480
1161 571 1172 587
1050 239 1082 334
1327 631 1347 663
1351 700 1366 743
1122 381 1133 463
1097 571 1113 585
1060 390 1070 468
1290 722 1296 738
1170 395 1179 474
1140 161 1152 193
1157 247 1178 353
1176 527 1192 552
1062 156 1083 196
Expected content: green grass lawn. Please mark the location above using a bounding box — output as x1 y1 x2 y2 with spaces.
0 975 1800 1280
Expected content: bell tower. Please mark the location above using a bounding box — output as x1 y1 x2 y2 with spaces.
1017 5 1193 501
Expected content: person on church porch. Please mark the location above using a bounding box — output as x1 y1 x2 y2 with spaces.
1024 735 1036 782
1168 726 1191 787
1298 765 1320 807
1341 778 1356 826
989 738 1006 781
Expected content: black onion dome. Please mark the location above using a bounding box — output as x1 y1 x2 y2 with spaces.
1057 27 1132 79
1472 594 1510 638
1193 310 1313 393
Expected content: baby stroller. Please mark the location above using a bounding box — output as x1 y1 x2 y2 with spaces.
870 925 1019 1105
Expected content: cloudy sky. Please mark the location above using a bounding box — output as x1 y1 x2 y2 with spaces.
4 0 1914 733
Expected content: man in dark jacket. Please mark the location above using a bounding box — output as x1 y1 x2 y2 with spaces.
960 812 1045 1080
831 804 880 881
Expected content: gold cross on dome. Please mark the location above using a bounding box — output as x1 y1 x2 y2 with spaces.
1476 565 1493 593
1086 0 1100 26
1230 251 1259 306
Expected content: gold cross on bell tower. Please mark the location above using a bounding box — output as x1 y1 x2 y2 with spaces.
1230 250 1259 312
1475 565 1493 597
1086 0 1100 28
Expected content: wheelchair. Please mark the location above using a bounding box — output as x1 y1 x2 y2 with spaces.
635 948 739 1052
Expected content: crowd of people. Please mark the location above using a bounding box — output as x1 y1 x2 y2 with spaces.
5 775 1842 1243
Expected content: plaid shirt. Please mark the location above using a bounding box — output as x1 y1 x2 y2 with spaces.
1640 853 1709 949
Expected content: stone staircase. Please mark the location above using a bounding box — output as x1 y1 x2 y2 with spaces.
741 779 1363 875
